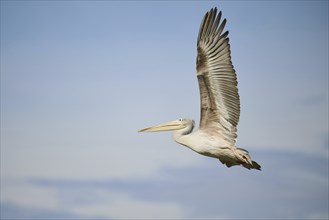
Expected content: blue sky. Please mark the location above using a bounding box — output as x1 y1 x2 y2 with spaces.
1 1 328 219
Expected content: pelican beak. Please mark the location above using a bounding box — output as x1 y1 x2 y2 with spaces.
138 119 185 132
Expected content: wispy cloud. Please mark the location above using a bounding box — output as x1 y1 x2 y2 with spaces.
2 150 327 219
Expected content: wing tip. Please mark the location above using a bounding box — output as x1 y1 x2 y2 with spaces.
198 7 227 43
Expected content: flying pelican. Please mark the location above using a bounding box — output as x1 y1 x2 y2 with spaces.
139 7 261 170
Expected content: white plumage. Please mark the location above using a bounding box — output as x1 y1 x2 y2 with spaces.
139 7 261 170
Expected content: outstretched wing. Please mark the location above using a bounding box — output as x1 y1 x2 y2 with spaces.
196 7 240 145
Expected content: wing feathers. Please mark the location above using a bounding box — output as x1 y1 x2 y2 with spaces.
196 7 240 145
216 19 227 36
205 8 216 37
210 11 221 37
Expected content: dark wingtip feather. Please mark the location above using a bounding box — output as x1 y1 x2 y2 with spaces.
252 161 262 171
216 18 227 36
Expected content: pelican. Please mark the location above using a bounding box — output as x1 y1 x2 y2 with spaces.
139 7 261 170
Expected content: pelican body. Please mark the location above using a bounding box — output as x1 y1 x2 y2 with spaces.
139 8 261 170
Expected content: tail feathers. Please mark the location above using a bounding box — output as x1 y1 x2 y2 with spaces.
237 147 261 170
222 160 261 170
218 147 261 170
242 160 261 170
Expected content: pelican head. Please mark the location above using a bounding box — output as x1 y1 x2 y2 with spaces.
138 118 194 132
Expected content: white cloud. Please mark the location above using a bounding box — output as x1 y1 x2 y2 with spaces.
71 191 184 219
1 178 185 219
1 178 58 211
